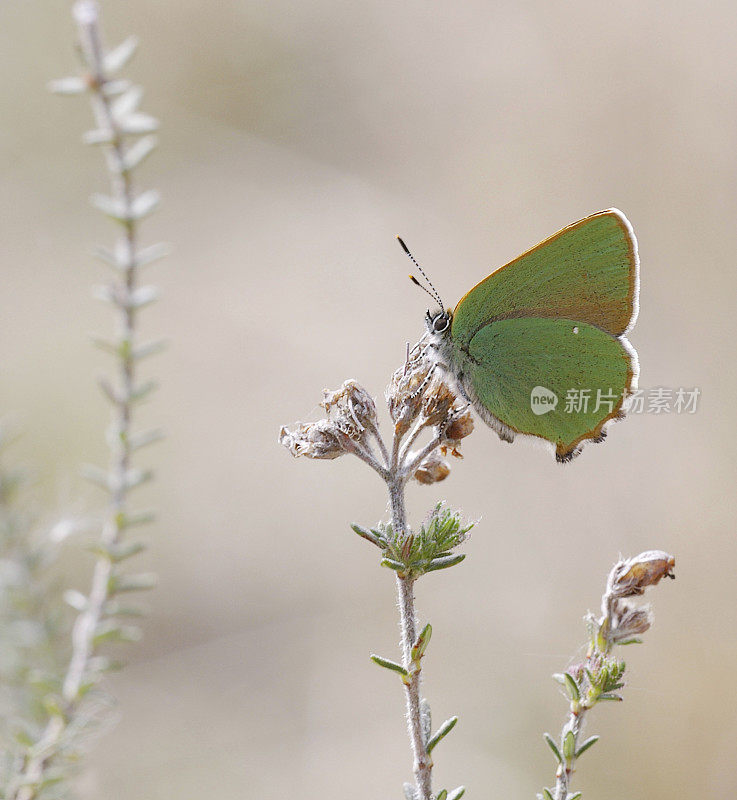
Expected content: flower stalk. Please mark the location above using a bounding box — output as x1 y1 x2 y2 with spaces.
540 551 675 800
281 344 472 800
6 3 165 797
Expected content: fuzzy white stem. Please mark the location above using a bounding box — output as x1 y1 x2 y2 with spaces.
389 478 433 800
9 6 146 798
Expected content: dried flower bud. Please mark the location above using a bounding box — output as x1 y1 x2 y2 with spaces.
279 420 345 459
421 378 456 427
386 353 433 436
414 453 451 484
608 550 676 599
441 406 475 456
611 603 653 642
444 408 474 442
321 379 377 440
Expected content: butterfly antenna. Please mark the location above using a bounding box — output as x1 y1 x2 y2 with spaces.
397 236 444 309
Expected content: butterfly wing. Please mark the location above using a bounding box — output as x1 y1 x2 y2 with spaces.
452 209 638 347
459 317 635 461
449 209 639 460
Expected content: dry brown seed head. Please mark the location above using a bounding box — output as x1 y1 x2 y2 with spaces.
279 420 345 460
414 453 451 484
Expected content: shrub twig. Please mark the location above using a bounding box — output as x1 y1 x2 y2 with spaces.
6 3 165 797
540 551 675 800
281 344 473 800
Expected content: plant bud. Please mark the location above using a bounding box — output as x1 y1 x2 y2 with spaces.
414 453 451 484
609 551 675 598
278 421 345 460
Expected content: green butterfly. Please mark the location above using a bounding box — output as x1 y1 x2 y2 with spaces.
402 209 639 462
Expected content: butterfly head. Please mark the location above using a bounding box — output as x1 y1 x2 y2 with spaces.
425 308 452 336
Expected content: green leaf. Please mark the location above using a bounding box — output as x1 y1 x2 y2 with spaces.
425 554 466 573
568 793 583 800
92 245 121 268
104 36 139 73
135 242 171 267
426 716 458 754
420 698 431 746
563 730 576 761
90 192 128 222
128 429 164 451
88 655 123 673
411 623 432 662
436 791 447 800
119 112 159 136
123 467 154 491
381 558 406 573
108 572 157 594
130 189 160 220
93 622 142 646
598 692 623 702
42 695 64 718
132 339 167 360
543 733 562 764
129 379 159 403
563 672 580 702
370 654 408 678
617 637 643 646
82 128 115 145
63 590 88 611
14 729 34 748
541 789 554 800
100 541 146 563
92 284 120 306
101 79 133 97
447 788 465 800
117 510 156 528
351 523 382 548
403 783 418 800
112 86 143 121
81 463 111 491
128 286 160 310
83 128 115 146
122 135 158 171
97 377 120 404
575 735 599 758
104 600 147 618
48 76 87 95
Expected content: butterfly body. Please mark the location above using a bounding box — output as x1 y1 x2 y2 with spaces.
420 209 639 462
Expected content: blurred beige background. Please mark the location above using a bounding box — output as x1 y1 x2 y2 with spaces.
2 0 736 798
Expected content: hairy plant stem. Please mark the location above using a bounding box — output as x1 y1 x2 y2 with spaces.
281 355 471 798
8 6 142 798
553 710 584 800
390 477 433 800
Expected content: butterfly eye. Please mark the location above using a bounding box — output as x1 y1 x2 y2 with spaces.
432 314 449 333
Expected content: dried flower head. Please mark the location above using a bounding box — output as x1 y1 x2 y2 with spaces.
607 550 676 600
444 407 474 442
610 603 653 642
421 377 456 427
414 453 451 485
386 348 434 436
440 406 474 458
279 420 345 460
322 379 377 441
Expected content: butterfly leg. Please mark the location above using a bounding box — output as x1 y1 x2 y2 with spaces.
406 362 437 401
